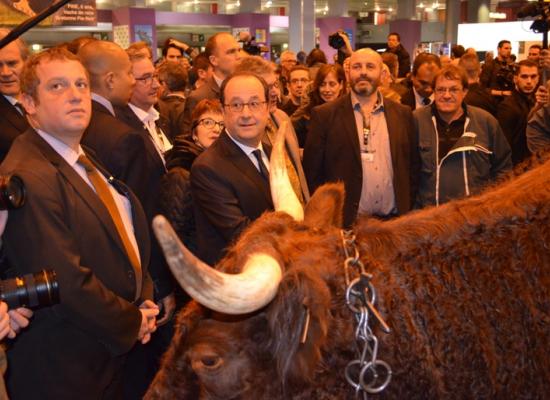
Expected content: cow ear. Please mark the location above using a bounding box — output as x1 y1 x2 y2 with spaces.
304 183 345 229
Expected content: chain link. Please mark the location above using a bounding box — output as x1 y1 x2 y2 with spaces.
341 230 392 399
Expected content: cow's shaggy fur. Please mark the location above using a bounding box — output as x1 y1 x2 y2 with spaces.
146 153 550 399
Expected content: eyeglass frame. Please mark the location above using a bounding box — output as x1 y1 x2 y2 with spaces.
223 100 268 113
134 73 160 85
434 86 464 96
192 117 225 131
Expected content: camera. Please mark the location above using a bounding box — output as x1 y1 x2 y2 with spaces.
329 31 346 50
0 269 59 310
0 174 25 210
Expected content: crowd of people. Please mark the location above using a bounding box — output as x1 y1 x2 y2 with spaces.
0 26 549 399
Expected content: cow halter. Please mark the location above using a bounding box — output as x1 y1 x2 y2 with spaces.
341 229 392 398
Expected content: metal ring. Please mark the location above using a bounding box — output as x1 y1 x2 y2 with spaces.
344 360 363 391
359 360 393 394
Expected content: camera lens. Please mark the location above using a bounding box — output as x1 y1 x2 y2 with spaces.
0 174 26 210
0 270 59 310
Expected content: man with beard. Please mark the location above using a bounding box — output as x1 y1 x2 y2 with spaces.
303 48 419 227
497 59 540 165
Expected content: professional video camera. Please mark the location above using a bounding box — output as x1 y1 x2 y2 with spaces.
0 174 25 210
0 269 59 310
237 31 268 56
517 0 550 34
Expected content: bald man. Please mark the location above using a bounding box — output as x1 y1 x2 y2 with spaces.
79 42 174 335
303 48 419 227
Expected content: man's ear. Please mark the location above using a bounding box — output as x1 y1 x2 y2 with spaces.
209 54 217 68
20 92 37 116
105 71 115 90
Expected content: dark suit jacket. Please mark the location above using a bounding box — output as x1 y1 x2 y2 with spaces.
107 104 173 299
191 131 273 264
0 95 29 162
181 76 221 135
400 86 416 110
1 129 152 399
303 93 419 227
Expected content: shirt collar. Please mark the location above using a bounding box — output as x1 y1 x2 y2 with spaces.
226 130 264 155
213 74 225 89
413 86 433 106
128 103 159 124
3 94 18 106
350 90 385 113
36 128 84 167
431 101 468 126
91 93 115 116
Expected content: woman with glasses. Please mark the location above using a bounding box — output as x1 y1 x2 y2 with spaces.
159 99 224 251
291 63 346 148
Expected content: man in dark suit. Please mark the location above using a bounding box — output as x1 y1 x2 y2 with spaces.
400 52 441 111
304 48 420 228
1 47 158 399
0 29 30 162
191 72 273 264
181 32 242 135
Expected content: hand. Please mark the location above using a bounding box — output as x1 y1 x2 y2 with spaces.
535 84 549 105
155 293 176 327
8 307 33 339
168 38 189 51
138 300 159 344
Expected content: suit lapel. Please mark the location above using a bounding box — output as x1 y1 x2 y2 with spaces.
219 131 273 206
0 95 28 132
340 94 362 168
383 99 400 178
26 131 133 262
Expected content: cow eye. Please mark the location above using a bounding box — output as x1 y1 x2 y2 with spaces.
201 355 222 369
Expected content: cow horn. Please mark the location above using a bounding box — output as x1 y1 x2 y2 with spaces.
269 120 304 221
152 215 283 315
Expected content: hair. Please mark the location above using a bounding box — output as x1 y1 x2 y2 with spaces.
515 59 539 75
433 64 469 90
306 48 327 67
191 98 223 131
0 28 29 60
458 53 481 80
289 65 309 79
451 44 465 59
157 61 188 92
162 38 184 58
280 50 296 61
296 51 307 65
296 63 345 119
65 36 97 55
381 52 399 79
529 44 542 52
21 46 86 102
234 55 275 76
220 72 269 106
128 41 153 59
126 49 149 63
498 40 511 48
193 52 211 71
412 52 441 76
388 32 401 41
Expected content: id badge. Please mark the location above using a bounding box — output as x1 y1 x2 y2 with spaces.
362 152 375 162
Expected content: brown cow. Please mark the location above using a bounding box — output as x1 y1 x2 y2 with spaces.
146 124 550 399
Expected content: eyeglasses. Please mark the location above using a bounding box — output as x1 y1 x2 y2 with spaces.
196 118 224 130
434 87 463 96
223 100 267 113
135 73 159 85
267 81 280 90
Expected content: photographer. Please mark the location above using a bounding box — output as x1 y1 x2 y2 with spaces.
480 40 515 99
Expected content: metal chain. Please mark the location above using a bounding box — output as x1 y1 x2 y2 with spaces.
341 230 392 399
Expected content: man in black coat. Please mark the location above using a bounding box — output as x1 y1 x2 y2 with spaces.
459 53 498 116
385 32 411 78
191 72 273 264
304 48 420 228
0 29 29 162
497 59 540 165
1 46 158 400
